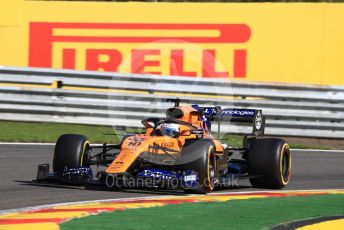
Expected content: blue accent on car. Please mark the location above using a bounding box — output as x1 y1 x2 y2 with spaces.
58 167 93 180
228 162 246 174
222 109 255 117
137 169 201 189
192 105 255 118
182 170 199 188
203 108 256 118
137 169 180 181
204 116 211 130
191 104 199 110
192 105 212 130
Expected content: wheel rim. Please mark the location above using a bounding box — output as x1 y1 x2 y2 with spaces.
280 144 291 185
208 153 216 190
210 164 215 181
282 154 288 176
80 141 91 167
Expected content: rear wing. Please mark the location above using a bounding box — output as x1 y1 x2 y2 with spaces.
193 105 265 136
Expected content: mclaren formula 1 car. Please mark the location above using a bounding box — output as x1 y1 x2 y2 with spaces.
36 99 291 193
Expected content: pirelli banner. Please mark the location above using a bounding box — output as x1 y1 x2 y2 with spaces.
1 0 344 85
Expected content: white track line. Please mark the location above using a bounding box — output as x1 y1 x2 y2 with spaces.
0 142 54 145
292 149 344 153
1 188 343 215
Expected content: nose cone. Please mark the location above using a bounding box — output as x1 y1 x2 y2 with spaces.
106 135 181 174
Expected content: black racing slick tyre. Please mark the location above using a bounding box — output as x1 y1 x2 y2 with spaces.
248 138 291 189
181 140 216 194
53 134 90 172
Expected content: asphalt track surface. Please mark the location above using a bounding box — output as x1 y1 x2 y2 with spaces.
0 144 343 211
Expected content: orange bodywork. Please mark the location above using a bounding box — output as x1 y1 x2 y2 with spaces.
106 105 224 174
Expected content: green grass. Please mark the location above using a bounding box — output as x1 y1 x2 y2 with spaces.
61 194 344 230
0 120 244 145
220 133 327 150
287 143 332 150
216 133 243 147
0 120 328 149
0 120 120 143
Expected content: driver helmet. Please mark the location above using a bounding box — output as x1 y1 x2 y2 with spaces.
159 123 180 137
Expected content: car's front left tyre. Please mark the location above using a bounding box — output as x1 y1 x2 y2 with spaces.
181 140 217 194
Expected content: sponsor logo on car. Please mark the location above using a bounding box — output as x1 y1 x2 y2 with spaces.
203 108 255 117
184 174 197 182
29 22 251 78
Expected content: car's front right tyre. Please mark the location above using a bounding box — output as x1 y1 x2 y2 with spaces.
53 134 90 172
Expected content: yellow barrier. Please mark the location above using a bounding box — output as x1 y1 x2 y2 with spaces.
0 1 344 85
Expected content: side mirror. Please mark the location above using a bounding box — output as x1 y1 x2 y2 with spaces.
179 130 191 136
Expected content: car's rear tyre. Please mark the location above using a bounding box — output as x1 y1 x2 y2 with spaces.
53 134 90 172
181 140 216 194
248 138 291 189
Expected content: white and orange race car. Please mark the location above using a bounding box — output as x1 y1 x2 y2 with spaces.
36 99 291 193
